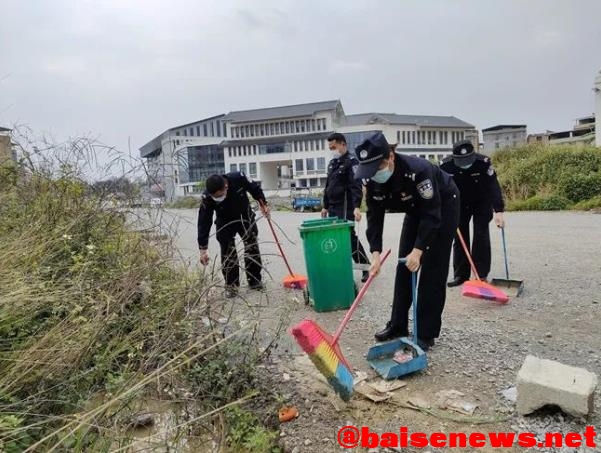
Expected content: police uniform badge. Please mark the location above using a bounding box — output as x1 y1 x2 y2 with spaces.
359 149 368 159
352 164 358 175
416 179 434 199
487 164 495 176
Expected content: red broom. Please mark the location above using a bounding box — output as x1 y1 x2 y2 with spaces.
260 200 307 289
455 229 509 304
290 250 391 401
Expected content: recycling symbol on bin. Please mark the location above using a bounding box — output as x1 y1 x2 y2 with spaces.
320 238 338 254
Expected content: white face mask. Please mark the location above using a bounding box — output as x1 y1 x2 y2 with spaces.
211 191 227 203
330 150 341 159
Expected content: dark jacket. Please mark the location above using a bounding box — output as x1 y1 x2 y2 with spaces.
197 172 266 249
440 153 504 212
365 154 457 253
323 152 362 220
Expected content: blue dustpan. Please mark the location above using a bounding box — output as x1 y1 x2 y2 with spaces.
366 260 428 380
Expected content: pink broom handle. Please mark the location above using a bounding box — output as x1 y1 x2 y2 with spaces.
259 200 295 276
333 249 391 344
455 228 481 280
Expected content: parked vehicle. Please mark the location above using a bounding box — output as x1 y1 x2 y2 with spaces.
291 187 322 212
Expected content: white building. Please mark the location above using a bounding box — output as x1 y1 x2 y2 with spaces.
140 100 477 197
222 101 476 191
595 69 601 147
140 115 226 201
481 125 527 154
548 115 595 146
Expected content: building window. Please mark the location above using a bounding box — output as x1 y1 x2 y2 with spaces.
217 122 221 136
321 139 325 150
285 122 290 134
317 119 321 131
309 178 318 187
293 141 298 152
203 124 207 136
188 127 193 136
239 163 247 174
249 162 257 177
295 159 304 175
322 119 326 129
495 143 500 149
269 124 274 135
275 123 280 135
412 131 416 144
306 158 315 174
230 163 237 172
417 132 421 145
196 126 201 136
176 131 180 136
433 131 437 145
183 129 188 137
317 157 326 172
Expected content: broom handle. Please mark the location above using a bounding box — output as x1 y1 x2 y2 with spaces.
501 227 510 280
399 258 418 344
259 200 295 276
455 228 481 281
332 249 391 344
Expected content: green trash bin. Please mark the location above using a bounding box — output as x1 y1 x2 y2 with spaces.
299 218 356 312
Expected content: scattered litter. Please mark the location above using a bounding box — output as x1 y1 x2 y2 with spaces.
367 379 407 393
354 382 392 402
393 350 414 364
353 371 368 386
501 386 517 403
435 390 478 415
407 394 431 409
278 406 299 423
283 373 291 382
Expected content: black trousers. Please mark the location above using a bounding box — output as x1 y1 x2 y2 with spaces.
328 205 370 266
216 217 262 288
453 205 493 281
389 189 460 339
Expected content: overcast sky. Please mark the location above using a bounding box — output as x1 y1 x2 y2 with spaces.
1 0 600 172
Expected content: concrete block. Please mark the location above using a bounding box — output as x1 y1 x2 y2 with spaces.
516 355 597 417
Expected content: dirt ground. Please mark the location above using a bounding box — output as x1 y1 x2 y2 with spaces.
141 208 601 452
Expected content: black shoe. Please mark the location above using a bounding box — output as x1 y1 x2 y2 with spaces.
249 282 264 291
374 322 408 342
361 271 369 283
417 338 435 351
447 278 467 288
225 286 238 298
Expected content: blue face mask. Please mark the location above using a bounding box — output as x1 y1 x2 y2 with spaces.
372 167 393 183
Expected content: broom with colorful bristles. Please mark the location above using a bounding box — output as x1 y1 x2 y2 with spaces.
455 229 509 304
290 249 391 401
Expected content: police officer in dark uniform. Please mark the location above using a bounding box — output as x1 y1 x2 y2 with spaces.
354 132 459 350
322 132 370 282
441 140 505 287
197 172 270 298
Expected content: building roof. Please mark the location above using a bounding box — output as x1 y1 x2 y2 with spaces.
482 124 527 132
139 114 226 158
223 100 341 123
344 113 474 128
0 126 12 132
171 114 225 131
